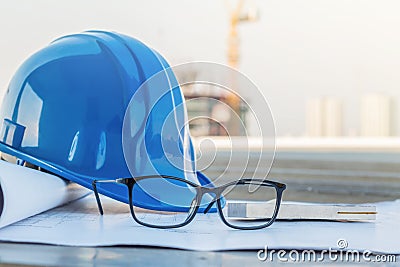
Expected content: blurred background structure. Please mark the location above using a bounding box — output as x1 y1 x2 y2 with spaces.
306 97 343 137
361 93 394 137
183 0 257 136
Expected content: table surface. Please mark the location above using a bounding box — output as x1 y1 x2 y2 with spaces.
0 243 398 267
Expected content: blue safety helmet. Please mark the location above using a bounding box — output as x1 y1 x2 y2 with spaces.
0 31 215 212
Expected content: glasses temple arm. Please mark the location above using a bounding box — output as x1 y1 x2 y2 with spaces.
92 179 116 215
92 180 104 215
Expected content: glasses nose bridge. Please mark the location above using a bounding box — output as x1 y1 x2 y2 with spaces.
198 186 219 197
198 186 221 214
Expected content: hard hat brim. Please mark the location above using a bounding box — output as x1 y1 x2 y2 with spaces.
0 141 219 213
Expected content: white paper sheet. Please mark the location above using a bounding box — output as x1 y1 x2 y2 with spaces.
0 160 90 228
0 193 398 254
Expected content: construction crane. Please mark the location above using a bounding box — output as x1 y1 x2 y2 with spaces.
225 0 258 135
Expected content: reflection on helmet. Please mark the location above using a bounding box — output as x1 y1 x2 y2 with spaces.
0 31 215 211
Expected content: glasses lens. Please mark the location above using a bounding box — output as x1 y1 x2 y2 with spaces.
221 183 277 229
131 177 198 227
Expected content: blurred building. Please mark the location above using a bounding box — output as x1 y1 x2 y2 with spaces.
306 98 324 136
361 93 393 137
182 81 248 137
306 97 343 137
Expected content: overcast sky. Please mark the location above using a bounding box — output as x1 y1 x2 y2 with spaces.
1 0 399 136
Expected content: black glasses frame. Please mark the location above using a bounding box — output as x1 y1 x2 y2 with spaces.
92 175 286 230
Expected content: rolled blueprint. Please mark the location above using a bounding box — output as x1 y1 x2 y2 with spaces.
0 160 90 229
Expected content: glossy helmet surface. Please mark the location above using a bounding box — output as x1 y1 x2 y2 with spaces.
0 31 214 211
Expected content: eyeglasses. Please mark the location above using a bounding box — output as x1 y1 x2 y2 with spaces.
92 176 286 230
